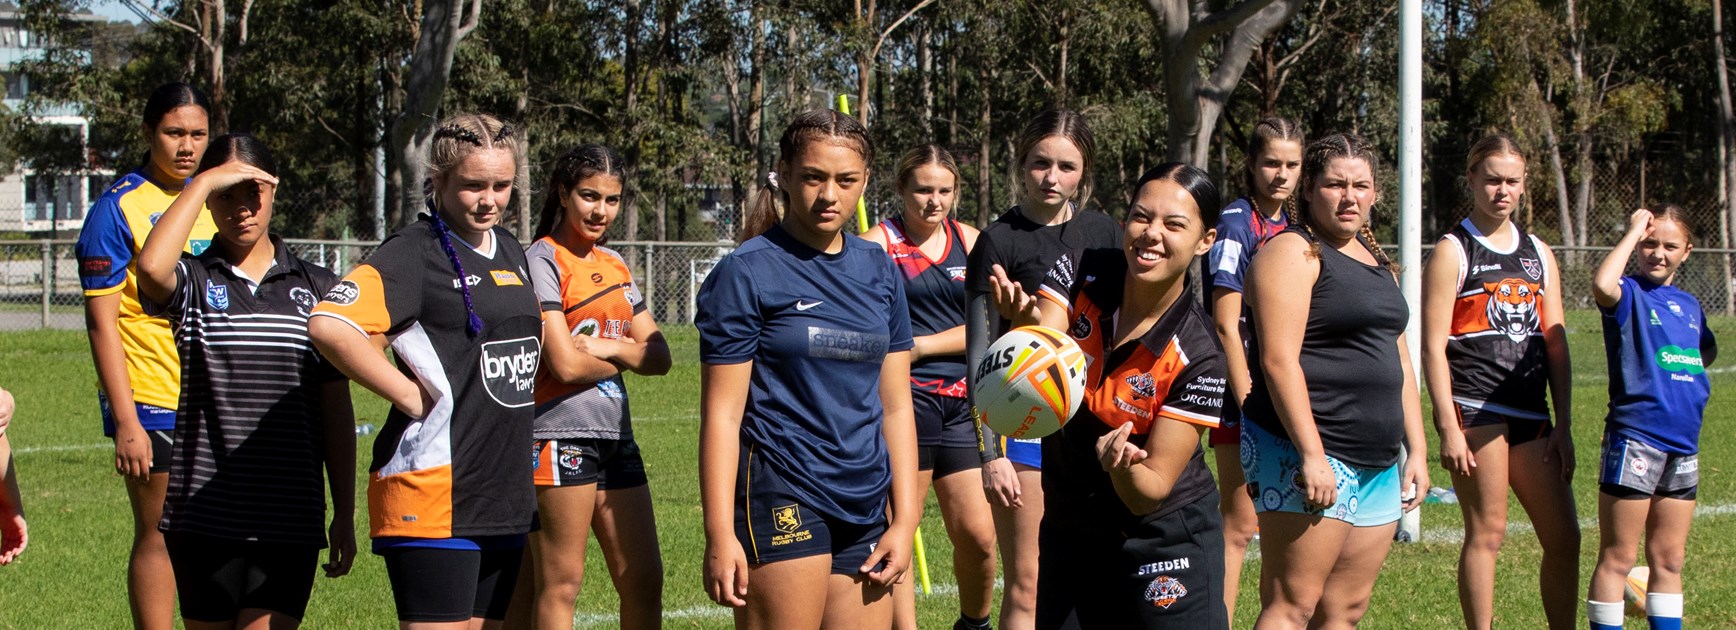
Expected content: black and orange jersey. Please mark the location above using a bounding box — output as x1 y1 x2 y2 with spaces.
1439 219 1550 420
1037 249 1227 532
311 218 542 540
525 238 645 440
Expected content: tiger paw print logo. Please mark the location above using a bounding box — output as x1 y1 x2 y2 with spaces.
1484 278 1540 343
1144 575 1188 609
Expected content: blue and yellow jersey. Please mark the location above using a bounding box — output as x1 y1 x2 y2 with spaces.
75 170 216 414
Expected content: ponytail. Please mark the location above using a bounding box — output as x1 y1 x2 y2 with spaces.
739 174 784 244
739 110 874 243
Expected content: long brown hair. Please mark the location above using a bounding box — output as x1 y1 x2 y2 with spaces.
1243 116 1305 200
894 144 961 195
1287 132 1396 273
1014 110 1095 209
739 110 874 243
1649 203 1698 246
534 144 627 240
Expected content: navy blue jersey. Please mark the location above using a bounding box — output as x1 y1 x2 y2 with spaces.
697 225 915 525
1201 197 1286 296
880 216 969 397
1601 276 1717 454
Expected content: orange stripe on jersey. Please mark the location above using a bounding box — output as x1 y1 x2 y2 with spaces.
369 465 456 538
1451 292 1495 335
311 264 392 335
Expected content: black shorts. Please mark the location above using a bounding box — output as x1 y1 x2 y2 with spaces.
918 445 981 478
379 545 523 622
1456 404 1552 446
163 531 319 621
1035 490 1228 629
735 445 887 575
109 429 175 474
532 437 649 489
914 390 977 449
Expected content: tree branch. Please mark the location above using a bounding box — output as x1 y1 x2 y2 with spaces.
1201 0 1294 97
456 0 481 40
872 0 937 59
1187 0 1282 49
119 0 201 38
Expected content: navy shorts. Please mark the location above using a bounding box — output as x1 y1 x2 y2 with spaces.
914 390 977 449
919 445 981 478
735 445 887 575
532 437 648 489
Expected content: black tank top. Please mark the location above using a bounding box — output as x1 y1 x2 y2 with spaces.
882 216 969 396
1243 227 1408 468
1439 219 1550 419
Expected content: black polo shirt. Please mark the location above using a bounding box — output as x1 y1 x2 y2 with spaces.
148 235 346 546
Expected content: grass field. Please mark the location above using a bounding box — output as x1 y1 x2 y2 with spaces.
5 311 1736 628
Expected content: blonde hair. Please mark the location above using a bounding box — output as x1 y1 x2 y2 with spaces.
422 112 527 336
894 144 961 195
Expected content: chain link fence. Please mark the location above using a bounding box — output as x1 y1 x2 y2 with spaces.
6 237 1736 331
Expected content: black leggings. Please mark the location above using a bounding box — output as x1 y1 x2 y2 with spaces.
380 546 523 622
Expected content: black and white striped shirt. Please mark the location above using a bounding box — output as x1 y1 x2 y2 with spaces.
149 236 345 546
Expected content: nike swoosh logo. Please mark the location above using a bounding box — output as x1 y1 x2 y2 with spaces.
796 300 822 311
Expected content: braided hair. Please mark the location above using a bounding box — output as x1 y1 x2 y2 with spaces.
534 144 627 240
739 110 874 243
424 113 526 336
1286 132 1397 273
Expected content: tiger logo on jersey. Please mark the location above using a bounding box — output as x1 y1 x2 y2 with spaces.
1144 575 1188 609
1483 278 1540 343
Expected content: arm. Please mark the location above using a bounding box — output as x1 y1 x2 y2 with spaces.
579 310 672 376
865 351 919 585
0 430 22 565
136 163 277 306
1396 331 1431 511
1097 420 1209 514
1592 209 1652 309
1536 241 1575 481
1246 235 1336 508
1420 240 1474 476
967 292 1017 506
911 325 966 362
700 361 752 607
307 317 430 419
317 379 357 578
1210 288 1253 409
539 312 627 385
84 293 150 482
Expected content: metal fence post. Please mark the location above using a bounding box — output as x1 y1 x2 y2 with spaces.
40 241 52 329
643 243 657 320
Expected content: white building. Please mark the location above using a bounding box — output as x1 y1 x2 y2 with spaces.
0 2 108 234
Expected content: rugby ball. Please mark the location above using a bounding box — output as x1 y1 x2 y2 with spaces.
1624 565 1650 616
973 326 1089 440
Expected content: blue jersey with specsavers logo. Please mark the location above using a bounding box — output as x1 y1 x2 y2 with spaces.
1601 276 1718 454
697 225 915 525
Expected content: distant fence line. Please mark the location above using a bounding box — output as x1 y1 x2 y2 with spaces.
3 240 1734 331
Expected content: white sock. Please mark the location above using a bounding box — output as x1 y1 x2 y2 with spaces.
1587 600 1625 626
1647 592 1683 617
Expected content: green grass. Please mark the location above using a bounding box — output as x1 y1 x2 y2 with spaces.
4 313 1736 628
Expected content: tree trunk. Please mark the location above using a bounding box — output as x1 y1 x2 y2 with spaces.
1542 121 1577 250
390 0 480 229
1567 0 1590 247
1716 0 1736 312
918 20 933 138
977 85 992 227
1056 8 1070 107
1144 0 1296 167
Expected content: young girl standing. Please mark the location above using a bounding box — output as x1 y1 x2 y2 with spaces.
1586 206 1716 630
1421 134 1578 630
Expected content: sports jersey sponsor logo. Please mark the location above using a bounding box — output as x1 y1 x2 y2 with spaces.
947 266 967 281
324 280 360 305
1521 257 1542 280
491 270 523 286
1650 310 1663 326
480 336 541 408
78 256 113 277
1472 263 1502 275
1069 313 1093 339
288 287 316 316
205 280 229 311
1484 278 1540 343
808 327 887 362
189 240 210 256
596 378 625 399
1136 557 1192 575
1667 300 1684 316
1113 396 1152 419
1126 373 1157 399
796 300 823 311
573 318 600 337
590 272 605 284
1143 575 1188 609
452 275 482 289
1049 253 1076 289
1655 345 1705 374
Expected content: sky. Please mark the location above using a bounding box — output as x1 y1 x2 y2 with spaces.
88 1 140 24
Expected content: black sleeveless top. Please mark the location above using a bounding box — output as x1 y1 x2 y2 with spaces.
1439 219 1551 419
881 216 970 396
1243 226 1409 468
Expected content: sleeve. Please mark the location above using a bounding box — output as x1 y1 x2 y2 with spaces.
74 195 134 296
885 258 915 353
526 243 565 313
310 235 425 338
1036 249 1084 309
964 228 1003 297
1601 276 1638 328
1155 340 1227 429
626 278 648 316
1206 216 1255 294
141 258 196 323
301 267 349 384
1702 305 1718 365
696 253 761 364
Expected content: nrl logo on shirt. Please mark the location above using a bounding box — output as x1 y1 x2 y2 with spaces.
206 280 229 311
480 336 541 408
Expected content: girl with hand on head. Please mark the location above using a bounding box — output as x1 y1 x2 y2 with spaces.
133 134 356 629
991 163 1232 629
1421 134 1578 630
862 145 995 630
964 110 1123 630
73 82 216 630
696 110 919 630
309 113 542 630
1240 133 1429 630
1201 117 1304 623
1586 206 1716 630
516 144 670 630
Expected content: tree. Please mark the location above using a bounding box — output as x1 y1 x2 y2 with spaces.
119 0 259 132
391 0 481 229
1142 0 1300 166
